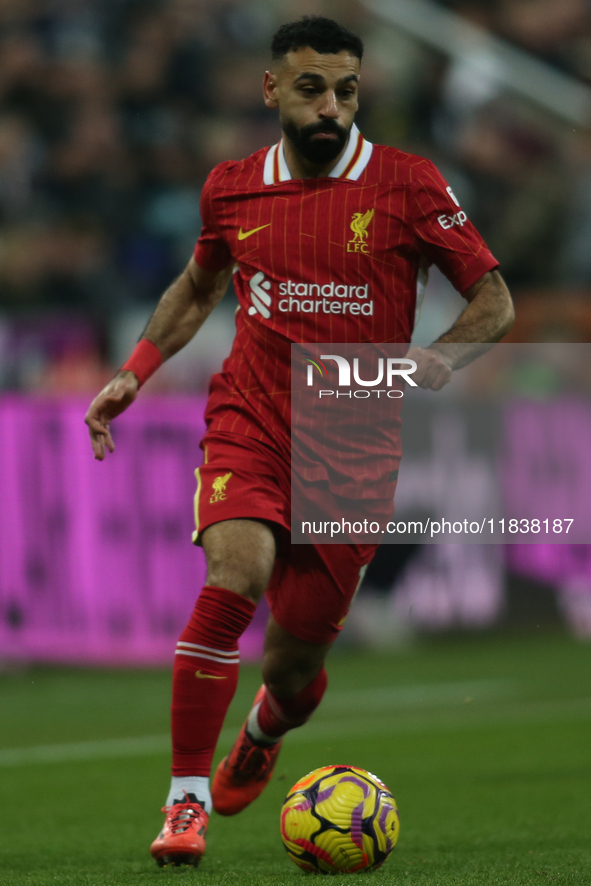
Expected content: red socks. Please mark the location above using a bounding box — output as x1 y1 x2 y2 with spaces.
171 585 255 776
171 585 327 774
257 668 328 738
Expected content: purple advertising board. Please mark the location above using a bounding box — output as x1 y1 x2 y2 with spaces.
1 392 590 665
0 396 268 665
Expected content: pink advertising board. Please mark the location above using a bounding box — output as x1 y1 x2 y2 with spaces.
0 396 268 665
1 394 590 665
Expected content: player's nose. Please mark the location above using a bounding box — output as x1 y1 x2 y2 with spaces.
318 90 339 118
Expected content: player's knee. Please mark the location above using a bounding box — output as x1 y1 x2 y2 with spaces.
205 553 269 602
202 520 275 602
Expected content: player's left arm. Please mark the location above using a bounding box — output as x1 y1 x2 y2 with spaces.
409 160 515 390
408 270 514 391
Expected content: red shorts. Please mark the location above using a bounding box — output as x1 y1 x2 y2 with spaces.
192 432 378 645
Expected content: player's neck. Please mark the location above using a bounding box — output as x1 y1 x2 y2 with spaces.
283 136 348 180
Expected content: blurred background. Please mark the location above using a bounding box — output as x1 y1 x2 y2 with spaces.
2 0 591 667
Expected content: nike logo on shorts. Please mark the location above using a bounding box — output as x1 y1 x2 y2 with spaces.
238 224 270 240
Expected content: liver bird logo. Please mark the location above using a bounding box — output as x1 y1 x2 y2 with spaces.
210 472 232 503
349 208 375 243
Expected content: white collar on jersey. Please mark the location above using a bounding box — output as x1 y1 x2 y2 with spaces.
263 123 373 185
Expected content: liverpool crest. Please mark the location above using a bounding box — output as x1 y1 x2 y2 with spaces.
347 208 374 253
210 472 232 503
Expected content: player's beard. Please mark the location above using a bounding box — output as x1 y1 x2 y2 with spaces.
282 118 350 165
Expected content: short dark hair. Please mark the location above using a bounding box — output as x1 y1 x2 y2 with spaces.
271 16 363 63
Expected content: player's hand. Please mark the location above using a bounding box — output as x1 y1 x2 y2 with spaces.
84 371 139 460
406 346 453 391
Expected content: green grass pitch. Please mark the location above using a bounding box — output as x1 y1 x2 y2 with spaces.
0 631 589 885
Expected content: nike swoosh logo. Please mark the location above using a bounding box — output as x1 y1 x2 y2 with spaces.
238 224 271 240
195 670 227 680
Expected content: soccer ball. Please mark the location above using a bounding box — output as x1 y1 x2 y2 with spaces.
280 765 400 873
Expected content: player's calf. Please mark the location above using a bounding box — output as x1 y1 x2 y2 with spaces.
211 670 328 815
256 667 328 737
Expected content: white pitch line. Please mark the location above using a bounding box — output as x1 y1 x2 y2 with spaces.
289 695 591 743
0 734 170 767
1 682 589 768
0 679 506 767
0 727 244 768
322 679 515 711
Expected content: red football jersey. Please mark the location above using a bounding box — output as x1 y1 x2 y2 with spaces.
194 124 498 467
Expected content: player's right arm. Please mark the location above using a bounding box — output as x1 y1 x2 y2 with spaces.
84 257 233 460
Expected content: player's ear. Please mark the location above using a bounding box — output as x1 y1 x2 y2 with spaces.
263 70 279 109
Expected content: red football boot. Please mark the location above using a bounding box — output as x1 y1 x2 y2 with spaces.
212 686 283 815
150 792 208 867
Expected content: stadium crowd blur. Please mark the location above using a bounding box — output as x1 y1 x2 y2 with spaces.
2 0 591 391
